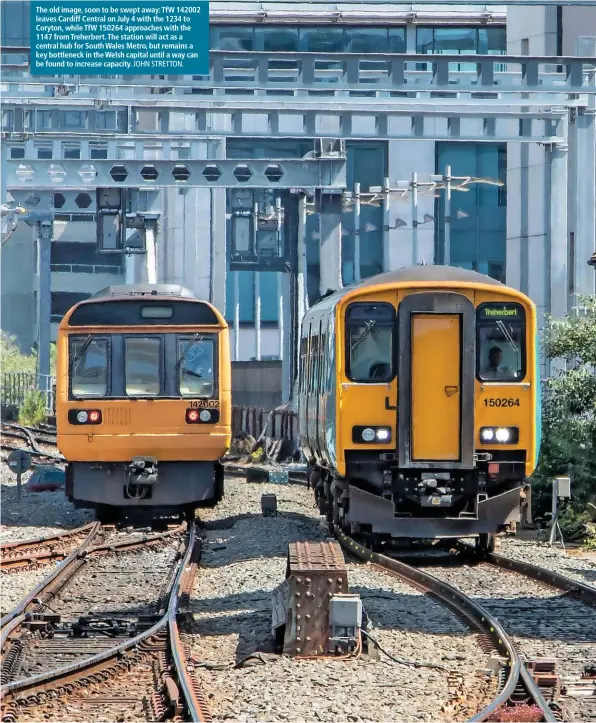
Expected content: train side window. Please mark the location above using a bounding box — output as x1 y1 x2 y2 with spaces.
178 336 216 397
476 303 526 382
70 336 109 397
346 302 395 382
125 337 161 396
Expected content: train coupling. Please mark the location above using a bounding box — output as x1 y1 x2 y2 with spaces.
127 456 159 485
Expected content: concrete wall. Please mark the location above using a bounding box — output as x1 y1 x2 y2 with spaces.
1 221 36 353
232 360 282 409
562 8 596 55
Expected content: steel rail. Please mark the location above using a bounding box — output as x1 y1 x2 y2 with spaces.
0 521 209 722
0 522 101 636
167 524 212 722
1 523 95 554
334 526 556 723
487 550 596 606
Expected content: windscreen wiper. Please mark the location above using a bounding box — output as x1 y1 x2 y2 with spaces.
72 335 92 366
174 333 202 371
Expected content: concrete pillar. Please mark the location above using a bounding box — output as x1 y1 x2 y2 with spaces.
278 271 292 403
210 139 227 313
574 37 596 298
233 271 240 361
254 271 261 361
548 136 569 374
36 221 52 391
145 224 157 284
318 193 342 295
124 254 135 284
382 176 390 271
353 182 361 282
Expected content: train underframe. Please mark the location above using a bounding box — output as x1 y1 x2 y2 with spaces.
65 457 225 524
310 458 529 554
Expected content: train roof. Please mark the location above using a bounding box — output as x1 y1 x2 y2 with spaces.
355 265 504 288
88 284 197 300
305 265 519 320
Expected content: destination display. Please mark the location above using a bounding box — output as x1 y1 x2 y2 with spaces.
477 303 525 320
31 1 209 75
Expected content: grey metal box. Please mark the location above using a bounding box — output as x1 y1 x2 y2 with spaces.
554 477 571 499
329 594 362 629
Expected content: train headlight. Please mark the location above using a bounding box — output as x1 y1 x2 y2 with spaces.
199 410 211 422
77 411 88 423
352 426 392 444
375 428 391 442
479 426 519 444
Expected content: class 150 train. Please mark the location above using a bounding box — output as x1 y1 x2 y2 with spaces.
56 284 231 523
298 266 540 552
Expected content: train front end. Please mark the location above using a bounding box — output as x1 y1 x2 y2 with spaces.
306 268 539 552
56 285 231 522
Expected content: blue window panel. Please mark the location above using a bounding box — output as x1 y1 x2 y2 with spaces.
225 270 255 324
1 1 29 47
435 143 506 280
342 142 386 283
260 272 279 322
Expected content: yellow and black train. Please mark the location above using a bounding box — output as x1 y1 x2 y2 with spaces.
298 266 540 552
56 285 231 522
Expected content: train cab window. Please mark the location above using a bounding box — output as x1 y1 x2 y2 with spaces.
125 337 161 396
477 303 526 382
178 336 215 397
346 302 395 382
70 337 109 397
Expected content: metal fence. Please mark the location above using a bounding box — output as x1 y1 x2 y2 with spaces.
1 372 56 414
232 405 298 444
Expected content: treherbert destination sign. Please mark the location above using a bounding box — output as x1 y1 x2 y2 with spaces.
31 1 209 75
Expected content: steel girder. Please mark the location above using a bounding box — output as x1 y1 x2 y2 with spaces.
2 51 595 97
2 100 571 144
5 157 348 191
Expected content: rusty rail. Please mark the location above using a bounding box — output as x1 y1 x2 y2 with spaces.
335 527 556 723
1 523 97 572
0 521 210 722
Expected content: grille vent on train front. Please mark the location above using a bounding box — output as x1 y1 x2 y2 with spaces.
104 407 132 426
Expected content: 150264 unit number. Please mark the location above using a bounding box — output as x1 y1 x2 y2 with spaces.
483 398 520 407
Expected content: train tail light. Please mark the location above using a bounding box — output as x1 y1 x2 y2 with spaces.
186 408 220 424
68 409 102 425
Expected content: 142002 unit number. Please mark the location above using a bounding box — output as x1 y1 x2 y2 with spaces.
483 398 520 407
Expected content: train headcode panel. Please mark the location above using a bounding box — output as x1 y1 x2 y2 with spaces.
55 285 231 525
297 266 539 555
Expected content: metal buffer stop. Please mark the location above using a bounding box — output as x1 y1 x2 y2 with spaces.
272 541 361 657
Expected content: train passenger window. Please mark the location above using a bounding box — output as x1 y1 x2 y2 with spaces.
70 337 109 397
125 338 161 396
477 303 526 382
346 302 395 382
178 336 215 397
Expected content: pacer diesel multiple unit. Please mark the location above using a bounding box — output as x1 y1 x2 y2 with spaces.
56 285 231 522
298 266 540 552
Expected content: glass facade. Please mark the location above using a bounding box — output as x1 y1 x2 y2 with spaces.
1 1 30 47
210 26 407 54
435 143 507 282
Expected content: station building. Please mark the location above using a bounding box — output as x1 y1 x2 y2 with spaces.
1 2 595 404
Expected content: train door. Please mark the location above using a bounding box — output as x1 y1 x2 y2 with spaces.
397 292 476 470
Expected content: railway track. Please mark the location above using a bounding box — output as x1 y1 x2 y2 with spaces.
335 527 559 723
0 423 63 463
0 523 98 573
0 520 210 722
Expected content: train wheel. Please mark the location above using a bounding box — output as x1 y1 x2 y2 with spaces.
475 533 495 556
